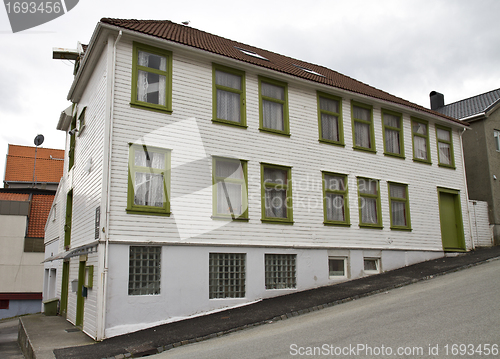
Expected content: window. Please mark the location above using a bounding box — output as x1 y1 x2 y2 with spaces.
357 178 382 228
68 114 76 170
127 144 170 216
0 300 9 309
329 257 347 278
412 118 431 163
318 92 343 145
265 254 296 289
352 102 375 152
322 172 349 226
259 77 289 135
212 157 248 219
382 109 404 157
131 42 172 113
388 182 411 230
436 125 455 168
364 258 380 274
494 130 500 152
78 106 87 134
213 64 246 127
24 237 44 252
64 190 73 248
209 253 246 298
128 246 161 295
261 164 293 224
294 64 325 77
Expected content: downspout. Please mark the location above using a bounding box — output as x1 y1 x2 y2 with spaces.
98 30 122 341
459 127 475 250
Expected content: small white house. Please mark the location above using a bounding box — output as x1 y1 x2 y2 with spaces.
45 18 472 340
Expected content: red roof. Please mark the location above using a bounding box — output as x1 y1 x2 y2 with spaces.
4 145 64 184
0 192 30 201
26 194 54 238
100 18 464 126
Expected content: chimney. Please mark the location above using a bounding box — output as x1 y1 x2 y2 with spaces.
429 91 444 110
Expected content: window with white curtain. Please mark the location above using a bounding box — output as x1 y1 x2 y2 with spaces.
213 157 248 219
131 43 172 112
383 110 403 157
412 119 431 163
323 172 349 225
127 144 170 215
436 126 455 167
262 164 292 223
388 182 411 229
213 65 246 126
352 102 374 151
358 178 382 227
259 77 289 135
318 92 343 144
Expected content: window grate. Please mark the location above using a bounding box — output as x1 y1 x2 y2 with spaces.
265 254 296 289
128 246 161 295
209 253 246 298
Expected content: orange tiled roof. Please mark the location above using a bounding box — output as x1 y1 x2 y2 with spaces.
26 194 54 238
100 18 465 126
0 192 30 201
4 145 64 184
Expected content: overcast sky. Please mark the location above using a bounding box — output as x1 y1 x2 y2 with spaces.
1 0 499 181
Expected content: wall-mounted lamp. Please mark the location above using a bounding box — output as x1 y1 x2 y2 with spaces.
68 128 79 136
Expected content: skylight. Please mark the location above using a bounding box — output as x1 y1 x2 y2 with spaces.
293 64 325 77
234 47 269 61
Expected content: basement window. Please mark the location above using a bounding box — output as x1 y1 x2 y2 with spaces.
234 47 269 61
329 257 347 278
364 258 380 274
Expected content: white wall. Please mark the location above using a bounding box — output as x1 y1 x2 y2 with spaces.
469 200 493 247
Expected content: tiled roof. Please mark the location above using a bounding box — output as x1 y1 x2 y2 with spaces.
436 88 500 120
0 192 30 201
4 145 64 184
99 18 464 126
26 194 54 238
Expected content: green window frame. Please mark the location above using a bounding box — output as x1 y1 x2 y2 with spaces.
388 182 411 230
212 157 249 220
352 101 375 152
258 76 290 136
212 64 246 127
64 190 73 248
382 109 404 158
127 144 171 216
357 177 382 228
85 265 94 289
436 125 455 168
68 114 76 171
411 118 431 164
261 163 293 224
322 172 350 226
131 42 173 114
318 92 344 146
78 106 87 133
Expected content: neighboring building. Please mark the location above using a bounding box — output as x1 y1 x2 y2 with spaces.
0 144 63 319
431 89 500 245
47 18 471 340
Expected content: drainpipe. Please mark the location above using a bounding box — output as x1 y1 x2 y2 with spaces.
459 127 475 250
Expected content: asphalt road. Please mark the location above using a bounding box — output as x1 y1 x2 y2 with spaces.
155 259 500 359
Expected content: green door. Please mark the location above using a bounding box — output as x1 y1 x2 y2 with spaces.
76 259 85 327
60 261 69 316
438 189 466 251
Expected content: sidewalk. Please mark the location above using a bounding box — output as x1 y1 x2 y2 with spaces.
20 246 500 359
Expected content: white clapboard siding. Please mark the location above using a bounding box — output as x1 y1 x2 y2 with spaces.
469 200 493 247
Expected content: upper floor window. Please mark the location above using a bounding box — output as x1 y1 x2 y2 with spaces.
259 77 289 136
412 118 431 163
494 130 500 152
131 43 172 113
357 177 382 228
382 110 404 158
436 125 455 168
352 102 375 152
213 64 246 127
212 157 248 220
261 164 293 224
322 172 349 226
388 182 411 230
318 92 343 145
127 144 170 216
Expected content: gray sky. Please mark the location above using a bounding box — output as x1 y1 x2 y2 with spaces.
1 0 499 180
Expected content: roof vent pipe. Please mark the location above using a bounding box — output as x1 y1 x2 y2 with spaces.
430 91 445 110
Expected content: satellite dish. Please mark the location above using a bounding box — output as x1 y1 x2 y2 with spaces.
34 134 44 146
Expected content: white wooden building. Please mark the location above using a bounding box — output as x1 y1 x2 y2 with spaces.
45 18 472 340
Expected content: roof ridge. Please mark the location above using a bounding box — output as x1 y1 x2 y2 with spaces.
442 88 500 108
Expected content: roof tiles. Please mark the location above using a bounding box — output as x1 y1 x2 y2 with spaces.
26 194 54 238
437 88 500 120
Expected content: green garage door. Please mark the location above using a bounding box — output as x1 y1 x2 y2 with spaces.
438 188 466 251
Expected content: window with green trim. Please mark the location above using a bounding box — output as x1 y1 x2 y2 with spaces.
388 182 411 230
322 172 349 225
259 77 289 135
213 64 246 127
64 190 73 248
352 102 375 152
412 118 431 163
261 164 293 223
436 125 455 168
68 114 76 170
382 109 404 157
127 144 170 216
131 43 172 113
318 92 343 145
78 106 87 133
357 177 382 228
212 157 248 219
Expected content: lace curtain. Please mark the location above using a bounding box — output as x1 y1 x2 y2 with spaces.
320 97 339 141
413 122 428 160
437 129 452 164
137 51 167 105
261 82 284 131
353 106 371 148
134 149 165 207
384 113 400 154
264 167 288 218
216 160 244 215
216 70 241 122
390 184 406 226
